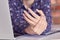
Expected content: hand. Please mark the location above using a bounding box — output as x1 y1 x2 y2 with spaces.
23 8 40 26
23 8 47 35
31 9 47 35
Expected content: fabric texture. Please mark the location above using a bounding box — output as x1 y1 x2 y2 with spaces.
8 0 52 37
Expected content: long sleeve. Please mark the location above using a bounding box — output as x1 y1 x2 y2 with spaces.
8 0 29 37
8 0 52 36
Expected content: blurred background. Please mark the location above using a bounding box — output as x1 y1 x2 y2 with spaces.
51 0 60 24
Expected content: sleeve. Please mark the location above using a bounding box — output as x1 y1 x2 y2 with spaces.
8 0 27 37
41 0 52 34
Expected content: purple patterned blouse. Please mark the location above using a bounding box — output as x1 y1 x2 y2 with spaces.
8 0 52 36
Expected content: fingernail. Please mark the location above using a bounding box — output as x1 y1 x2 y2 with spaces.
27 8 30 11
23 14 25 16
24 10 26 12
36 9 38 11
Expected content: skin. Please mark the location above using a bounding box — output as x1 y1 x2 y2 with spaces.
23 0 34 8
23 0 47 35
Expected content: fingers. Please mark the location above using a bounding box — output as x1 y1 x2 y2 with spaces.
23 14 36 25
24 10 38 23
33 18 43 34
36 9 45 16
23 8 47 35
32 17 47 35
28 8 40 18
38 18 47 34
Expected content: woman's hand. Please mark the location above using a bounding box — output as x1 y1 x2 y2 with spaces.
32 9 47 35
23 8 47 35
23 8 40 25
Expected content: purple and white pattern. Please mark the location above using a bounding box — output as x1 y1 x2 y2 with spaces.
8 0 52 36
